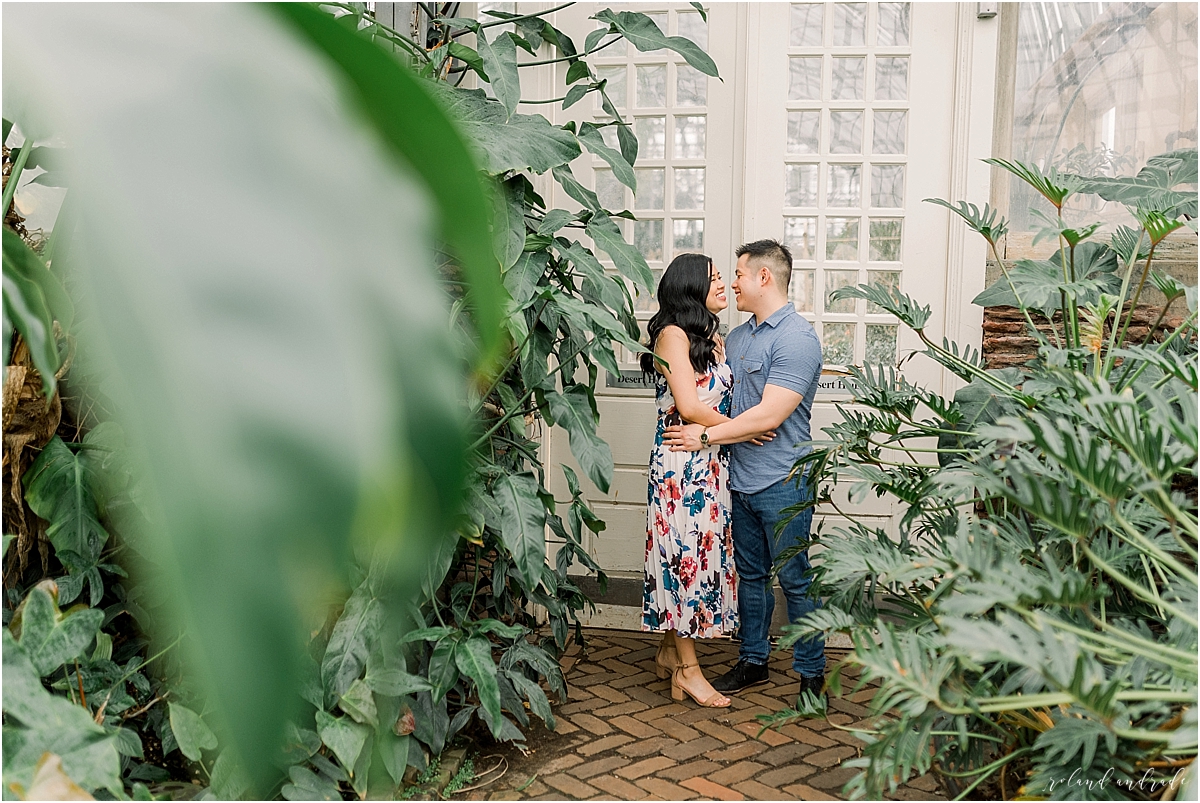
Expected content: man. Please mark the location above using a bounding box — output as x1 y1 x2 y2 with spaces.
662 239 825 703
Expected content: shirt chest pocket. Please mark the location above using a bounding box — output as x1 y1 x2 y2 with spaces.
739 360 764 388
744 360 763 375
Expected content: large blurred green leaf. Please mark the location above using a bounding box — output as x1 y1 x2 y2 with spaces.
274 3 504 365
4 4 480 790
430 86 581 175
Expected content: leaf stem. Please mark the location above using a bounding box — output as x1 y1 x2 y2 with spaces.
2 135 33 218
478 3 575 30
519 35 622 66
1114 239 1159 352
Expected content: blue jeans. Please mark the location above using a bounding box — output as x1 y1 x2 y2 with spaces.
731 475 825 677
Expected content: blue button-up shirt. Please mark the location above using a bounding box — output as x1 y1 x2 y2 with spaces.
724 304 822 493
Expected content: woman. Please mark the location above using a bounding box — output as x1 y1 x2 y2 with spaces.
641 253 769 707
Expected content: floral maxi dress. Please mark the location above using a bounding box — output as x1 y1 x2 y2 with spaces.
643 362 738 638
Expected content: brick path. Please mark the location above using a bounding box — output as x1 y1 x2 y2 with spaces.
466 629 945 801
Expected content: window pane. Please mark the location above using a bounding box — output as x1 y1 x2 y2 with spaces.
677 10 708 50
825 269 858 312
783 216 818 260
634 168 665 209
637 65 667 108
865 324 898 364
790 4 824 46
676 65 708 106
674 116 707 158
875 57 909 100
829 110 863 154
787 111 821 154
784 164 819 207
674 168 706 210
869 218 903 261
635 117 666 159
870 164 905 207
597 65 627 109
595 168 625 209
673 219 704 252
827 164 861 207
832 3 866 46
826 217 860 260
831 57 865 100
789 57 823 100
791 269 816 312
867 270 900 312
599 122 620 150
822 322 855 365
647 12 667 34
635 219 664 262
873 110 907 154
599 35 627 57
877 3 911 46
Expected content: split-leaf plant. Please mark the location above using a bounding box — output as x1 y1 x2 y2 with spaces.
761 149 1198 800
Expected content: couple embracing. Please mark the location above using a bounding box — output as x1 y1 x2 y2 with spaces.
640 239 825 709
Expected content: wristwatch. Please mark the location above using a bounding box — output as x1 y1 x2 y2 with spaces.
700 428 710 447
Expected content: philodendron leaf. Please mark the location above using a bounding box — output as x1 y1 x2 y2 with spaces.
577 122 636 191
455 637 503 736
546 388 614 494
475 31 521 120
12 580 104 676
491 472 548 591
321 578 381 706
2 632 122 796
338 678 379 728
585 211 654 292
315 710 370 773
168 703 218 762
23 436 109 571
282 766 342 801
494 176 526 271
593 9 719 77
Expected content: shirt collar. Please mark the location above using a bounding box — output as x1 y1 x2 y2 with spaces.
753 303 795 330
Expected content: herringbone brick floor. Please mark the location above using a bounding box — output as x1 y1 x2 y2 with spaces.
468 629 945 801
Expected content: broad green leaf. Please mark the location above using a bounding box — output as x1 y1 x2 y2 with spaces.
11 753 93 802
209 750 251 801
283 722 322 760
562 83 589 110
470 618 528 640
578 122 636 191
364 667 433 696
2 638 123 799
338 678 379 728
23 437 108 588
4 226 74 333
1073 148 1198 218
552 163 601 211
537 209 576 237
593 10 719 77
584 211 654 293
508 672 555 729
397 625 457 644
494 176 526 270
321 579 381 704
447 42 489 82
13 583 104 677
491 472 548 591
428 637 460 701
475 31 521 120
5 6 480 788
455 636 502 736
281 765 342 801
546 388 614 494
315 710 370 772
2 247 59 397
275 4 504 363
616 121 638 168
430 86 580 175
565 59 591 84
503 251 549 307
168 703 218 762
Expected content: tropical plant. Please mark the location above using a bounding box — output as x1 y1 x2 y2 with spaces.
761 149 1198 801
4 1 717 798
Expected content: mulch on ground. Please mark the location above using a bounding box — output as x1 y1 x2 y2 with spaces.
458 628 944 801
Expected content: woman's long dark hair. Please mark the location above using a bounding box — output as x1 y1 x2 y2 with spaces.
640 253 720 376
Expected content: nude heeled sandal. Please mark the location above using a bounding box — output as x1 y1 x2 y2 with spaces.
655 639 679 679
671 663 731 708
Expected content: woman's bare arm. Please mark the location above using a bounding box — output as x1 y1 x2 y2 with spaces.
655 326 730 428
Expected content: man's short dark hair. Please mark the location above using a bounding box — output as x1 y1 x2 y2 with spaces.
736 239 793 291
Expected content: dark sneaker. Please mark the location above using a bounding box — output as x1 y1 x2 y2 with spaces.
711 660 769 693
796 674 827 709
